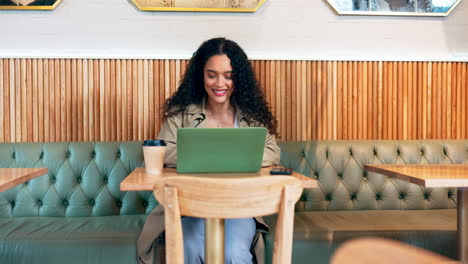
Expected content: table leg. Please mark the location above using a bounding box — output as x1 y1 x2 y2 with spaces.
205 218 225 264
458 189 468 263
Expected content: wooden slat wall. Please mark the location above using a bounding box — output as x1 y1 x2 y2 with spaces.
0 59 467 142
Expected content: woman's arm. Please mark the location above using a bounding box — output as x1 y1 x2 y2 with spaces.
262 132 280 167
157 114 182 167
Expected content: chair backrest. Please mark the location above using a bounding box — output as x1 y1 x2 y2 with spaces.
153 175 303 264
331 237 455 264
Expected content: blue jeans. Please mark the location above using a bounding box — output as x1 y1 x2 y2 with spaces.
181 217 256 264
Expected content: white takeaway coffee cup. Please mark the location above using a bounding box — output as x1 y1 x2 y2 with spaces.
143 139 167 175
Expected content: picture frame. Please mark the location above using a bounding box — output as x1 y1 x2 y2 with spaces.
0 0 61 10
325 0 462 16
131 0 267 12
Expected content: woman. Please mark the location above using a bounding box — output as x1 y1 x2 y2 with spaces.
137 37 280 264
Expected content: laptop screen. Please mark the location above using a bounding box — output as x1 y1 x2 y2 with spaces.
176 127 266 173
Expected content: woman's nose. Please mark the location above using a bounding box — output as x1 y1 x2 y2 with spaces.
215 77 224 87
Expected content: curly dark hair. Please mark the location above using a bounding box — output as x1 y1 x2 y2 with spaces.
163 37 278 135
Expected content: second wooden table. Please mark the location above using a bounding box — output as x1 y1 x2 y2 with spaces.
365 164 468 263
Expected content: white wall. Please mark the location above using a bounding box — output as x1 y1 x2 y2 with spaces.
1 0 468 61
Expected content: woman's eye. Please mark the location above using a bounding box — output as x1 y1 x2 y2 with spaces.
225 75 232 80
208 75 216 79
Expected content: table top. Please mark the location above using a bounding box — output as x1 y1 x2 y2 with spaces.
120 167 317 191
0 168 48 192
364 164 468 188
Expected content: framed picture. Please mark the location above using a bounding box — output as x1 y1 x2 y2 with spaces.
131 0 267 12
0 0 61 10
325 0 461 16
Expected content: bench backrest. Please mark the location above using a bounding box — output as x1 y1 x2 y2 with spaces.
278 140 468 211
2 140 467 217
0 142 156 217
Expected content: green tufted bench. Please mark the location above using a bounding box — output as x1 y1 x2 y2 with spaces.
265 140 467 264
0 142 157 264
0 140 466 264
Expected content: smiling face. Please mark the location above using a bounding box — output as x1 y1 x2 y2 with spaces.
203 54 234 107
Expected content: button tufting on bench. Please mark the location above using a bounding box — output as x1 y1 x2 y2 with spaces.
399 193 406 200
376 193 382 200
37 200 42 206
11 201 15 207
66 152 71 158
50 176 56 184
77 176 82 183
63 200 69 206
424 192 430 200
12 152 15 159
116 200 122 208
40 152 44 159
89 199 95 206
103 177 108 184
91 151 96 158
116 151 121 158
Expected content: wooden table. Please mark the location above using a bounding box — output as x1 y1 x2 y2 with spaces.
364 164 468 263
0 168 48 192
120 167 317 191
121 166 317 264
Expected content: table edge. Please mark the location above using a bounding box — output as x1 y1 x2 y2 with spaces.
0 168 48 192
364 164 468 188
120 167 317 191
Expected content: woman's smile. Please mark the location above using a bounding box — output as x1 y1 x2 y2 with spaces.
213 89 228 96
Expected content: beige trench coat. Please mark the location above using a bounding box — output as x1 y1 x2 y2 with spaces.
137 101 280 264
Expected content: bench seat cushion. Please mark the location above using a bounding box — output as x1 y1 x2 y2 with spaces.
0 215 146 264
264 209 457 264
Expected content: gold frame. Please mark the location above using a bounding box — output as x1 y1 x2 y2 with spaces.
131 0 267 12
325 0 462 17
0 0 61 10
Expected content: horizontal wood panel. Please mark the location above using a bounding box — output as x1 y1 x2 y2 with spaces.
0 59 467 142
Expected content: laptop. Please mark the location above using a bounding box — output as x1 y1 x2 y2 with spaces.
176 127 266 173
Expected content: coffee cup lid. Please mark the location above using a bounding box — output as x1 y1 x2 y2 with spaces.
143 139 166 146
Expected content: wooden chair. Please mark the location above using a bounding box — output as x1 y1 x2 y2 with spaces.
331 237 457 264
153 175 303 264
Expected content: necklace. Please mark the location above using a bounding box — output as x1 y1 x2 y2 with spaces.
206 109 235 128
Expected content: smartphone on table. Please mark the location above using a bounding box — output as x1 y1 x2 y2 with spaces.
269 167 293 175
